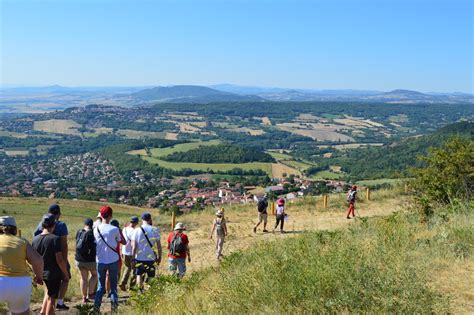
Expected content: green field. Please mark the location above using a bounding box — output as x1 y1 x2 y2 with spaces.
148 140 221 157
309 170 342 180
0 197 156 237
282 159 313 171
128 140 274 175
142 156 273 175
267 151 293 161
356 178 405 186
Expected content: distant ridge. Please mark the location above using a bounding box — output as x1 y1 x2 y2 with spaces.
132 85 264 103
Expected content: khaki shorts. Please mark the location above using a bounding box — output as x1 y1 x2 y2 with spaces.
258 212 268 223
75 260 97 271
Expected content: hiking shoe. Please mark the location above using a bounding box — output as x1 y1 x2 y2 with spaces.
263 229 269 233
119 283 127 292
346 216 351 219
253 227 257 233
56 303 70 310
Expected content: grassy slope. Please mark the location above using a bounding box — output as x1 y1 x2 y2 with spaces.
133 198 474 314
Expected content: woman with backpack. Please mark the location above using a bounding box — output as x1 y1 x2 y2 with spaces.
273 198 286 233
75 218 97 304
346 185 358 219
209 209 228 260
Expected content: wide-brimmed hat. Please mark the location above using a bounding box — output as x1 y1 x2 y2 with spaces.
0 216 17 227
174 222 186 230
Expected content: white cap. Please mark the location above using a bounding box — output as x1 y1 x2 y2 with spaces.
174 222 186 230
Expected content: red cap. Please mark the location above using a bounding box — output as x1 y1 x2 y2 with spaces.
277 198 285 205
99 206 113 218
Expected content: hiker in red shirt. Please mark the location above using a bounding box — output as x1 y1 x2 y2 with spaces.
167 222 190 279
346 185 358 219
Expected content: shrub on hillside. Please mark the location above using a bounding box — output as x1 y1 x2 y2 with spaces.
411 136 474 217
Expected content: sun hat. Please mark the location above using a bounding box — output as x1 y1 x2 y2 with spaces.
174 222 186 230
216 210 223 217
41 213 57 227
99 206 113 218
0 216 17 227
277 198 285 206
130 216 139 224
48 204 61 215
141 212 152 221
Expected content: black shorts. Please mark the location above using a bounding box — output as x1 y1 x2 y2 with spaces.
44 278 61 298
135 260 156 278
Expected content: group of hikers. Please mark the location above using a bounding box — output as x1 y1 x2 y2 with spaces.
0 186 358 314
0 204 193 314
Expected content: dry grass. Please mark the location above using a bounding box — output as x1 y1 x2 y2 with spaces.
261 117 272 126
271 162 301 178
276 123 355 142
33 119 82 135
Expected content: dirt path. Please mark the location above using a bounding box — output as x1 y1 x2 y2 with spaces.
32 196 404 314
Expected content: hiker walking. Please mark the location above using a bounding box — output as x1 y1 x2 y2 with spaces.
93 206 125 313
346 185 358 219
75 218 97 304
32 214 70 315
253 194 269 233
131 213 162 291
273 198 286 233
167 222 190 279
119 216 139 291
1 216 44 315
34 204 71 311
209 210 228 260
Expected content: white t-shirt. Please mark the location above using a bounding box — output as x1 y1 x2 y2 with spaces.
94 223 122 264
276 205 285 216
131 223 160 262
121 225 135 256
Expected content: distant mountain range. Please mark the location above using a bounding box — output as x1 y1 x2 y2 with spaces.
1 84 473 108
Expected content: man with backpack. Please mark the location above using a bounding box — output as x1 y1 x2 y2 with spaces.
32 214 70 315
131 212 162 291
93 206 125 313
167 222 190 279
209 209 228 260
75 218 97 304
119 216 139 291
253 194 269 233
34 204 70 310
346 185 358 219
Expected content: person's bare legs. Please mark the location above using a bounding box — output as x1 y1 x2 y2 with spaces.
40 291 48 315
88 269 98 299
79 268 89 301
45 297 56 315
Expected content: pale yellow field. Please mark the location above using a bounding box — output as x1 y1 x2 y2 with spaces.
33 119 82 135
178 122 201 133
271 163 302 178
261 117 272 125
3 149 29 156
165 132 179 140
276 123 355 142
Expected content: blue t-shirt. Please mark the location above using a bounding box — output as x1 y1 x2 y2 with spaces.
34 220 68 237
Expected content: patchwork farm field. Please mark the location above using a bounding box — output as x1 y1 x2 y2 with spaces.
33 119 82 135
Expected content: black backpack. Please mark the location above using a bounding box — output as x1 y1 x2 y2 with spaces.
169 233 186 257
76 230 94 256
257 198 268 212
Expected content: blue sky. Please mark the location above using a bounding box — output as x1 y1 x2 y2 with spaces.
1 0 472 92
